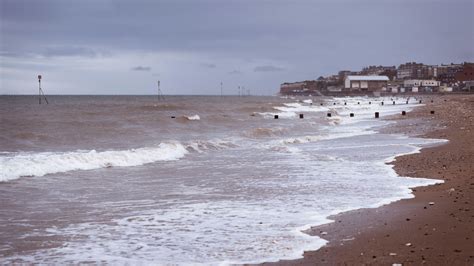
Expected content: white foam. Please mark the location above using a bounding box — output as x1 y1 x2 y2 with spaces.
184 139 238 153
279 130 376 145
0 142 188 182
186 114 201 120
258 111 297 119
274 103 328 113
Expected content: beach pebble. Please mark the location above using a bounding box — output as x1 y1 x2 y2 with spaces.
405 243 412 247
429 202 435 205
389 252 397 256
321 231 328 235
392 264 402 266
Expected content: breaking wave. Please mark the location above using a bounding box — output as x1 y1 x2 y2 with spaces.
279 130 376 145
243 127 287 138
0 138 240 182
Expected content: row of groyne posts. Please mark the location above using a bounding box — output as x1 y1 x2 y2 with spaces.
274 98 441 119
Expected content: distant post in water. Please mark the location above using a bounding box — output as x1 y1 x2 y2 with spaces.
375 112 379 118
274 114 279 119
393 101 395 105
157 80 165 100
349 113 354 117
402 111 406 116
430 110 435 114
381 101 384 105
37 75 49 104
38 75 42 104
327 113 332 117
299 114 304 119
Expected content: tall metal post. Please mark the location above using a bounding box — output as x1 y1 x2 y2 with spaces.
220 82 223 97
38 75 42 104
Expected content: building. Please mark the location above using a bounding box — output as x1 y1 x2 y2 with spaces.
462 81 474 92
279 80 320 95
455 63 474 82
404 79 441 92
361 65 396 76
344 75 389 92
280 82 307 94
397 62 424 80
437 63 463 84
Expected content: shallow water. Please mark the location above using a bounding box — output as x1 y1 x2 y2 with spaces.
0 95 445 264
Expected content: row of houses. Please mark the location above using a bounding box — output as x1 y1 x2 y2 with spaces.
280 62 474 95
344 76 452 93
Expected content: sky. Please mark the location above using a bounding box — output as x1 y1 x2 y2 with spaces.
1 0 473 95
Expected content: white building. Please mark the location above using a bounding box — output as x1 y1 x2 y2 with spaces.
403 79 440 92
344 75 389 91
404 79 440 88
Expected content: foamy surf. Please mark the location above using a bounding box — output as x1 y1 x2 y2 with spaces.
0 142 188 182
185 114 201 120
0 95 449 265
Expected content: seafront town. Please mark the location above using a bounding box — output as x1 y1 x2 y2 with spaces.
280 62 474 95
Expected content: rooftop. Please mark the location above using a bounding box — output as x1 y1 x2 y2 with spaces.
346 75 389 81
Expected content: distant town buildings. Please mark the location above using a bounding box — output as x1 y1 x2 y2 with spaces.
344 75 389 92
280 61 473 95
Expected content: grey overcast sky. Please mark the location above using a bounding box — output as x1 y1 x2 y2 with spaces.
1 0 473 95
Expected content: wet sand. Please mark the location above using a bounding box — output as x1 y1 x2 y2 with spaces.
263 95 474 265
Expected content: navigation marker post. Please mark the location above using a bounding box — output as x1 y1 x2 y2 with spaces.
157 80 165 101
37 75 49 104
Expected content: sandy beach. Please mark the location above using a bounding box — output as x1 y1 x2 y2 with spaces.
263 94 474 265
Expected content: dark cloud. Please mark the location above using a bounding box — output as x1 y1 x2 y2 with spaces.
131 66 152 71
254 65 285 72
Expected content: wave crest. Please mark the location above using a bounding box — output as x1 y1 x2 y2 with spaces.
0 142 188 182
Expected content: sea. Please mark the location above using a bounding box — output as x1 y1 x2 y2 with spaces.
0 95 446 264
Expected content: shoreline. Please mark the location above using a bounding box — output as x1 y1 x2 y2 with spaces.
262 95 474 265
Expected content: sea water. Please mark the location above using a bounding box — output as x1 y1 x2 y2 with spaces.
0 95 446 264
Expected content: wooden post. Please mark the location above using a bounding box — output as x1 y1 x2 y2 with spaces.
375 112 379 118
